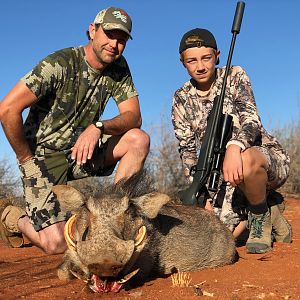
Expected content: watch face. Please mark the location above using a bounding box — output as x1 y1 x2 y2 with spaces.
95 121 104 129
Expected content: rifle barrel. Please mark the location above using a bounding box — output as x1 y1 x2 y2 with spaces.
232 1 245 33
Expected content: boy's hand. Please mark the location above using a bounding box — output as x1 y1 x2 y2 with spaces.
223 144 244 187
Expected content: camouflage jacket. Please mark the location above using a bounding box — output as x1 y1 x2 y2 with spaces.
172 66 286 179
21 47 138 152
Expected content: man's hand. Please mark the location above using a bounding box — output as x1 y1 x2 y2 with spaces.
223 144 244 187
71 125 102 165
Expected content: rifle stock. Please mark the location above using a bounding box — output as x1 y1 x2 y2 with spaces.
179 1 245 207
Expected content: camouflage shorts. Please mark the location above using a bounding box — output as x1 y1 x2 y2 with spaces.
213 145 290 231
19 136 116 231
254 145 290 189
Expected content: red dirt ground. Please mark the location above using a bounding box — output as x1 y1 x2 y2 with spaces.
0 198 299 300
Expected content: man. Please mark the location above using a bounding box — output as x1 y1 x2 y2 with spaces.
172 28 292 253
0 7 150 254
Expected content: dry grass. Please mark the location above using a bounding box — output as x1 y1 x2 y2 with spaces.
171 271 192 288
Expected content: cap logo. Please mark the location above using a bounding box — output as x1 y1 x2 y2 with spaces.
112 10 128 23
185 35 205 48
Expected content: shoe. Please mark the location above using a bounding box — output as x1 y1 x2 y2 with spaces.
271 204 292 243
246 210 272 254
0 199 24 248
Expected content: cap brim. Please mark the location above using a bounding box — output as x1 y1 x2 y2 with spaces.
101 23 132 40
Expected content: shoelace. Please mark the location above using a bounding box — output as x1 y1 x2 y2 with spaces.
248 213 267 239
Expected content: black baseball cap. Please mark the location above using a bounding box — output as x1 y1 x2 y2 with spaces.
179 28 218 54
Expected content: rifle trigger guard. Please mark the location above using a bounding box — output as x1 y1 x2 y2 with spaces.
190 165 197 176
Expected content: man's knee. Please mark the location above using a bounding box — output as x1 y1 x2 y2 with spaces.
39 222 66 254
125 128 150 154
41 240 66 255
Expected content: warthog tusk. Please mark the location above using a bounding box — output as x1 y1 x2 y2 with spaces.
64 214 77 251
117 268 140 284
134 226 147 247
70 269 88 283
117 226 147 284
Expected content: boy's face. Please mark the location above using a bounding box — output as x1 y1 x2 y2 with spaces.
181 47 220 90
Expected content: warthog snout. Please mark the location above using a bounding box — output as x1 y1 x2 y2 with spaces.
77 236 135 277
88 262 124 277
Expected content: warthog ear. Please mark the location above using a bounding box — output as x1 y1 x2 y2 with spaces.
120 196 130 212
52 185 85 211
132 192 170 219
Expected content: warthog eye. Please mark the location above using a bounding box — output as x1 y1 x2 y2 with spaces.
82 226 89 241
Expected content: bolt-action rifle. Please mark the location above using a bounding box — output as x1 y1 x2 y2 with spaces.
179 1 245 207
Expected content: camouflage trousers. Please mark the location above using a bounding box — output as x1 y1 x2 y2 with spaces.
19 136 115 231
213 145 290 231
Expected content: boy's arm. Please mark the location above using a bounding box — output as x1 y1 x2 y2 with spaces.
227 67 262 150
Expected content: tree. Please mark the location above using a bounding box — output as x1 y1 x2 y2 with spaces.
0 159 22 201
145 120 187 195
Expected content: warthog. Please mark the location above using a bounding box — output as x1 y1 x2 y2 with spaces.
52 173 237 292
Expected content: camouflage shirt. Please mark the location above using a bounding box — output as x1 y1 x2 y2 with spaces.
21 46 138 152
172 66 286 179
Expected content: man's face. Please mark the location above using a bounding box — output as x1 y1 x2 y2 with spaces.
90 25 129 65
181 47 220 90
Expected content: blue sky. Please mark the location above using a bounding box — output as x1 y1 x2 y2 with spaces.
1 0 300 164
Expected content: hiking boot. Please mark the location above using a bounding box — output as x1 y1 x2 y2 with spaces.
246 210 272 254
0 199 24 248
271 204 292 243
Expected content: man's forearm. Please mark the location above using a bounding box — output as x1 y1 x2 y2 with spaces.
100 111 141 136
1 113 32 163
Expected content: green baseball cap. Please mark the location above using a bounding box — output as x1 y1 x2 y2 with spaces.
94 7 132 39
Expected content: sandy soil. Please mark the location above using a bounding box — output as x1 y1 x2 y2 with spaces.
0 198 299 300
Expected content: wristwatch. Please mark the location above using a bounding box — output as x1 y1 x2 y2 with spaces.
94 121 104 130
93 121 104 136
